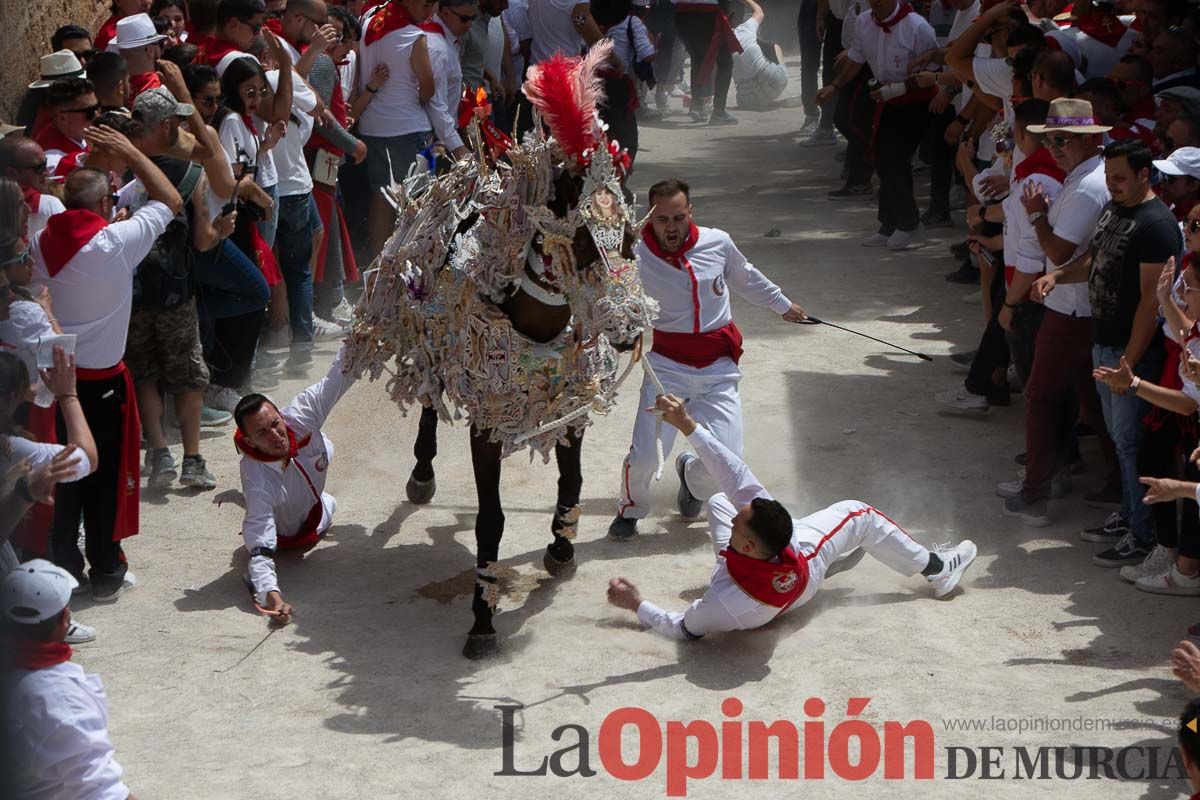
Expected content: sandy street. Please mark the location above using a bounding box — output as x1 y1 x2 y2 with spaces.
71 61 1193 799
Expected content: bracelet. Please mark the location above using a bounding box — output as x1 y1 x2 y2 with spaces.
55 392 78 400
367 85 379 93
1130 376 1142 394
1028 211 1046 225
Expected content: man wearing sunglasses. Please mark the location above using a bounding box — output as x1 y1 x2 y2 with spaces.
0 136 66 239
1154 146 1200 224
34 77 98 175
197 0 267 70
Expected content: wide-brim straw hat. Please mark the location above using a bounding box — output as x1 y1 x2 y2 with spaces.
1027 97 1112 134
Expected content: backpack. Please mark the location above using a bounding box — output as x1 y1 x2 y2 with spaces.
132 157 203 312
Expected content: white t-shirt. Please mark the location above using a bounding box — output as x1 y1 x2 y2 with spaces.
357 25 432 138
2 435 93 482
0 300 56 408
1044 155 1109 318
26 193 66 240
608 15 655 72
732 18 771 84
266 70 317 197
529 0 584 65
218 112 279 190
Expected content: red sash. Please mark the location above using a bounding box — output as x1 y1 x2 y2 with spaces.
310 184 359 283
1075 8 1127 47
363 2 439 46
128 71 163 102
8 640 72 671
77 362 140 541
673 3 743 87
721 545 808 610
652 324 744 368
234 426 324 549
94 15 120 51
38 210 108 277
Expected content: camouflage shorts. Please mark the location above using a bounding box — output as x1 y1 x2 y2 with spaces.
125 299 210 392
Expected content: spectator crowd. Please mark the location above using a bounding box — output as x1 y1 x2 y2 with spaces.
2 0 1200 795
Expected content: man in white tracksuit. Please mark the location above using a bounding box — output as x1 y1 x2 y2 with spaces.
608 177 808 541
233 343 356 623
607 395 978 639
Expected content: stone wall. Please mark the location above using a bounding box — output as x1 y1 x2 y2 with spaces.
0 0 108 120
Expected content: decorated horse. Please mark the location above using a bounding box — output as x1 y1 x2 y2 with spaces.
345 44 658 658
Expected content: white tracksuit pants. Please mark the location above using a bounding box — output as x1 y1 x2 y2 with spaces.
616 352 743 520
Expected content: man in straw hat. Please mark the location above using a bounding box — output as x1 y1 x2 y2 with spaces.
1003 98 1117 528
2 560 135 799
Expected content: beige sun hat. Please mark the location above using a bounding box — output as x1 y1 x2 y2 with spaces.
28 50 85 89
1026 97 1112 134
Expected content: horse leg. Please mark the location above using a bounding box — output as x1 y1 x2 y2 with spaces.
406 405 439 504
544 428 583 577
464 424 504 659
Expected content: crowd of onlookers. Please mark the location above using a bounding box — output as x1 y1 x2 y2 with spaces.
3 0 1200 795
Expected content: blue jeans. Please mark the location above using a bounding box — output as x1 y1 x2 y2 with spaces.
277 192 315 344
195 239 270 320
256 183 279 249
1092 344 1162 542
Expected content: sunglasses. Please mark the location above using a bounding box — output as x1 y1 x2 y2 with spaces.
239 18 264 33
18 160 48 173
1048 134 1078 148
195 95 219 107
0 249 31 268
1188 219 1200 234
241 87 270 98
62 104 100 119
449 9 476 22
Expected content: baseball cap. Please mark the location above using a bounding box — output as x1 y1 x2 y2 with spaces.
1158 86 1200 115
1154 147 1200 180
132 86 195 124
2 559 76 624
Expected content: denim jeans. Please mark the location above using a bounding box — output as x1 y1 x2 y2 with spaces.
1092 344 1163 542
256 182 279 249
277 192 315 344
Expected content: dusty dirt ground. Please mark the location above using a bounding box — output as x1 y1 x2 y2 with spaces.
71 62 1195 799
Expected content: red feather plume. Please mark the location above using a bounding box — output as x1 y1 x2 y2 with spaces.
522 41 611 166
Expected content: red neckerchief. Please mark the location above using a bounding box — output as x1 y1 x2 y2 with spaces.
363 2 438 46
1013 146 1066 183
198 34 243 68
33 126 85 159
265 17 284 38
640 221 700 267
873 2 915 33
234 425 312 469
242 114 260 137
1108 123 1160 153
721 545 808 610
8 639 72 671
38 209 108 277
20 185 41 214
1125 95 1156 124
1075 7 1127 47
128 71 163 102
94 14 120 51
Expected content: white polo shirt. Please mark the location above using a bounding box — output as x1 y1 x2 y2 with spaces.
529 0 584 65
846 4 937 85
4 661 129 800
634 226 792 336
1044 154 1109 318
426 17 466 151
30 202 174 370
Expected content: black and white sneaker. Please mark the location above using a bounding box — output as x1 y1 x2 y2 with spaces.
928 540 978 598
607 515 638 541
1092 533 1152 568
1080 512 1128 544
675 453 702 520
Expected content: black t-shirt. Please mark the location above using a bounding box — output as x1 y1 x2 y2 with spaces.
1088 196 1182 348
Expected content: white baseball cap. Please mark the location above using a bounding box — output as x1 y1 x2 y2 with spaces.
2 559 77 624
1154 147 1200 181
115 13 168 50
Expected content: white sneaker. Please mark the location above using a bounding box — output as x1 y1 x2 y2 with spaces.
1135 563 1200 596
928 540 978 598
312 316 347 341
1119 545 1177 583
886 228 919 250
934 388 988 412
996 477 1022 498
261 326 290 349
330 298 355 325
92 571 137 603
65 620 97 644
204 384 243 413
862 232 890 247
962 290 982 305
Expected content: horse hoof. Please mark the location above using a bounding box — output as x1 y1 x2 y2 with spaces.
406 474 437 505
543 547 577 578
463 633 499 660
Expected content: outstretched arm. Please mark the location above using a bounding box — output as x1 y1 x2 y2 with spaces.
722 238 800 318
282 342 357 433
656 394 771 506
608 577 742 640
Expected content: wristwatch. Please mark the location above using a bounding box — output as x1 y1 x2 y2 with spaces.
1028 211 1046 225
1130 376 1142 394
